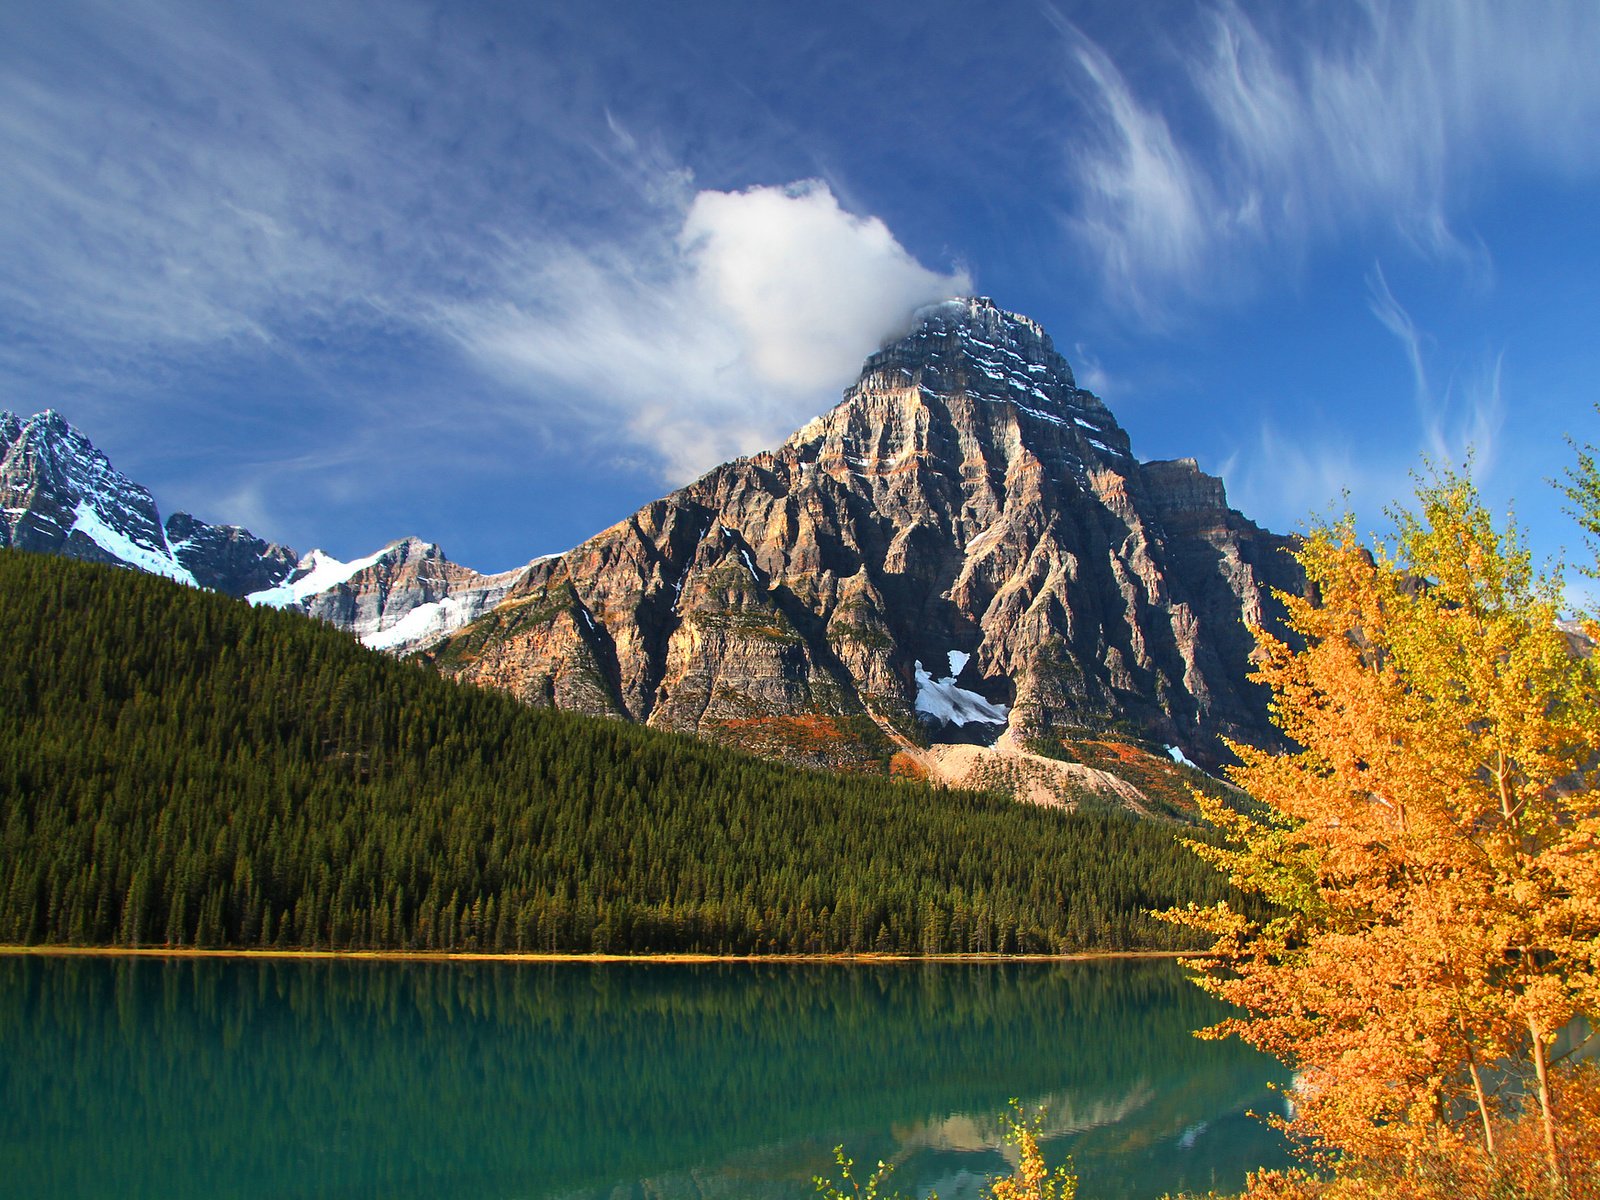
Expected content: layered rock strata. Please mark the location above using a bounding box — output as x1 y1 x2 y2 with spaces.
433 298 1304 771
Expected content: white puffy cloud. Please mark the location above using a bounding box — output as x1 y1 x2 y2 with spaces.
0 0 971 490
450 180 971 482
679 181 966 395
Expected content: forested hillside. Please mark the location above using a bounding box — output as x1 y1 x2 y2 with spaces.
0 552 1238 954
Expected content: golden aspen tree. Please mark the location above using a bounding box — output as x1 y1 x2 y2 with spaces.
1169 469 1600 1197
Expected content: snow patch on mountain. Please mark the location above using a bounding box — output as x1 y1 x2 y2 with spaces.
71 500 197 586
1165 744 1200 769
361 594 478 652
247 547 388 608
914 654 1008 726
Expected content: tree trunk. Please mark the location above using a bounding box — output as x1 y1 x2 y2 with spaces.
1466 1047 1496 1159
1528 1019 1563 1193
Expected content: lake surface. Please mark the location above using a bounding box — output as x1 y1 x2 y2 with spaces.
0 956 1292 1200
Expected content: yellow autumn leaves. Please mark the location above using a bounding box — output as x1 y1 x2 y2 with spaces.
814 1103 1076 1200
1168 464 1600 1198
815 448 1599 1199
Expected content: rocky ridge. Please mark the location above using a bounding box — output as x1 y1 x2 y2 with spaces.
432 297 1305 790
248 537 530 656
0 409 526 651
0 409 295 593
4 297 1304 813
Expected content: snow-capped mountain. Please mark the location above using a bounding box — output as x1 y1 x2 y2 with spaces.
250 537 530 656
1 409 527 652
430 297 1306 782
0 409 296 593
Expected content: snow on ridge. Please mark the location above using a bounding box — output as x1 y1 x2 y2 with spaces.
360 595 475 652
71 500 197 587
247 545 389 609
1016 403 1069 427
1165 744 1200 769
914 655 1008 727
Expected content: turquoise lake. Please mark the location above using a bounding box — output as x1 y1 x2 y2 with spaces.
0 956 1293 1199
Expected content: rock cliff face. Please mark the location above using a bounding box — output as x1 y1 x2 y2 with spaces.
6 298 1304 798
165 511 300 597
433 298 1304 771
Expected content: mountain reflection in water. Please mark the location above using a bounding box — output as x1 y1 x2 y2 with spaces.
0 956 1292 1199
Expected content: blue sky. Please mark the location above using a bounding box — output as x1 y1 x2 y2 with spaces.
4 1 1598 591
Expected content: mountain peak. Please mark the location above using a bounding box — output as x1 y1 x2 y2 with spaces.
901 295 1071 384
437 296 1305 789
2 407 188 580
915 293 1048 337
1 407 301 594
854 294 1097 426
784 291 1125 483
12 409 89 458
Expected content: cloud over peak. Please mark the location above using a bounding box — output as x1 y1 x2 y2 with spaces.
0 0 970 491
451 179 971 482
682 181 968 396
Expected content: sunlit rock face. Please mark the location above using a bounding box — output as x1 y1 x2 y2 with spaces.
433 298 1304 774
4 298 1305 789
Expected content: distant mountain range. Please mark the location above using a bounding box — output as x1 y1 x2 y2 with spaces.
0 409 528 655
2 297 1304 803
1 408 297 595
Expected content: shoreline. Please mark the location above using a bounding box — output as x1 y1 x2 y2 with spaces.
0 944 1190 965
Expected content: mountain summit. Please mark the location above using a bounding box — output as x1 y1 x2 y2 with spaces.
432 297 1304 777
4 299 1303 800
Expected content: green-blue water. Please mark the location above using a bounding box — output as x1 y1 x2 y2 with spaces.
0 956 1292 1199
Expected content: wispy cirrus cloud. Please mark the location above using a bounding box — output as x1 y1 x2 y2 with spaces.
1367 264 1505 473
1053 1 1600 315
1214 266 1509 540
1046 11 1221 318
1 1 453 358
1218 422 1377 532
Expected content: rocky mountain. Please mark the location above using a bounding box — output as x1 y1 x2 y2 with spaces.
5 298 1305 810
249 536 530 655
431 297 1305 788
0 409 295 593
1 409 526 652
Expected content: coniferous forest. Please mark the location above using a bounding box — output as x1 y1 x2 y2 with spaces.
0 552 1239 954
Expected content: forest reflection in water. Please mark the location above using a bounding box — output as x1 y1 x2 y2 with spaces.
0 955 1292 1199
